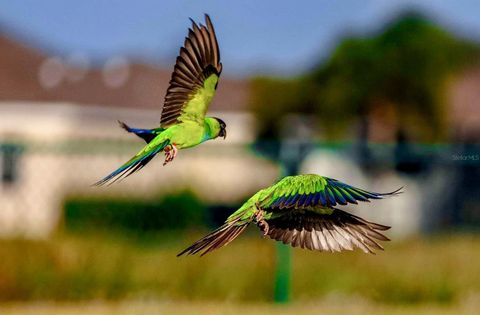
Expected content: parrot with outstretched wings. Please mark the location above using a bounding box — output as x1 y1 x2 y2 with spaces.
178 174 402 256
95 14 225 186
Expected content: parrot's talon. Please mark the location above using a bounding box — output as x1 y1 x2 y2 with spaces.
253 207 269 236
163 144 178 166
258 219 269 236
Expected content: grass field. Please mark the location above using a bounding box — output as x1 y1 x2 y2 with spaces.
1 231 480 311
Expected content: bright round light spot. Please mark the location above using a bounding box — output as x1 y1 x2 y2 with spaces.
102 56 130 88
38 57 65 89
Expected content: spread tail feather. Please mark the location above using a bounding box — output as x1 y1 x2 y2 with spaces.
177 218 249 257
93 140 169 186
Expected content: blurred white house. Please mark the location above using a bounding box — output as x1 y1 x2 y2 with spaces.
1 32 478 238
0 33 279 237
0 102 280 237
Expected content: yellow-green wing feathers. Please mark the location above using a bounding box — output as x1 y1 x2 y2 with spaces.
160 14 222 127
178 74 219 124
225 174 401 224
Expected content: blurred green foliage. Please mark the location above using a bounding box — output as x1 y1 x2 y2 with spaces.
250 77 313 138
64 191 207 233
250 12 479 141
1 233 480 304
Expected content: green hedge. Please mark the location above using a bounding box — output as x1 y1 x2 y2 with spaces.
64 191 207 233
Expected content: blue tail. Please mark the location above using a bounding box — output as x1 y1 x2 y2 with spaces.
93 140 169 186
118 121 164 143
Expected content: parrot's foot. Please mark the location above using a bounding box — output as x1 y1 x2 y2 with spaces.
257 220 269 236
253 205 269 236
163 144 178 166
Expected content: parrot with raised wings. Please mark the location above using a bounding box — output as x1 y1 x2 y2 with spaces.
178 174 402 256
95 14 225 186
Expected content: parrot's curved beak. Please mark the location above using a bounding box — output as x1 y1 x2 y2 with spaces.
214 117 227 140
219 128 227 139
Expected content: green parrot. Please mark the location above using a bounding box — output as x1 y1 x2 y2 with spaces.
94 14 225 186
178 174 402 256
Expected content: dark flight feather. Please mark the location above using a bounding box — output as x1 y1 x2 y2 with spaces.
160 14 222 127
177 217 248 257
266 209 390 254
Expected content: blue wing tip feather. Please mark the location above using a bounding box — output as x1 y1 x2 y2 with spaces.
270 180 403 209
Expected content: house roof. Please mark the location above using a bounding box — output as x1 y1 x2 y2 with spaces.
0 34 249 112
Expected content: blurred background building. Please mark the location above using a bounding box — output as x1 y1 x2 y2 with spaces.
0 1 479 310
0 33 278 236
1 5 479 238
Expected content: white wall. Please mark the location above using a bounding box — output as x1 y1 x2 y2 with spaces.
0 101 279 237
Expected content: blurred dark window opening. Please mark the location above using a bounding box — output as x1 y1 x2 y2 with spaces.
394 129 430 175
450 141 480 228
1 143 22 186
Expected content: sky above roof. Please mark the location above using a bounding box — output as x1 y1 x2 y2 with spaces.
0 0 479 77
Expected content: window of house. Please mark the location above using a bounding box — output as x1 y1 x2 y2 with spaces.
1 143 22 185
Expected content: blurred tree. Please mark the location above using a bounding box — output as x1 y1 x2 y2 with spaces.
250 77 311 140
250 11 479 142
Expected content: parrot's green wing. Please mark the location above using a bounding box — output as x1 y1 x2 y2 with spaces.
177 174 400 256
259 174 402 210
160 14 222 127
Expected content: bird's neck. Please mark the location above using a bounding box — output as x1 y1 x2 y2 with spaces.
202 118 216 142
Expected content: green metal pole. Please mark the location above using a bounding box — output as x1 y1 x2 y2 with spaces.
273 116 312 303
274 242 291 302
274 140 295 303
